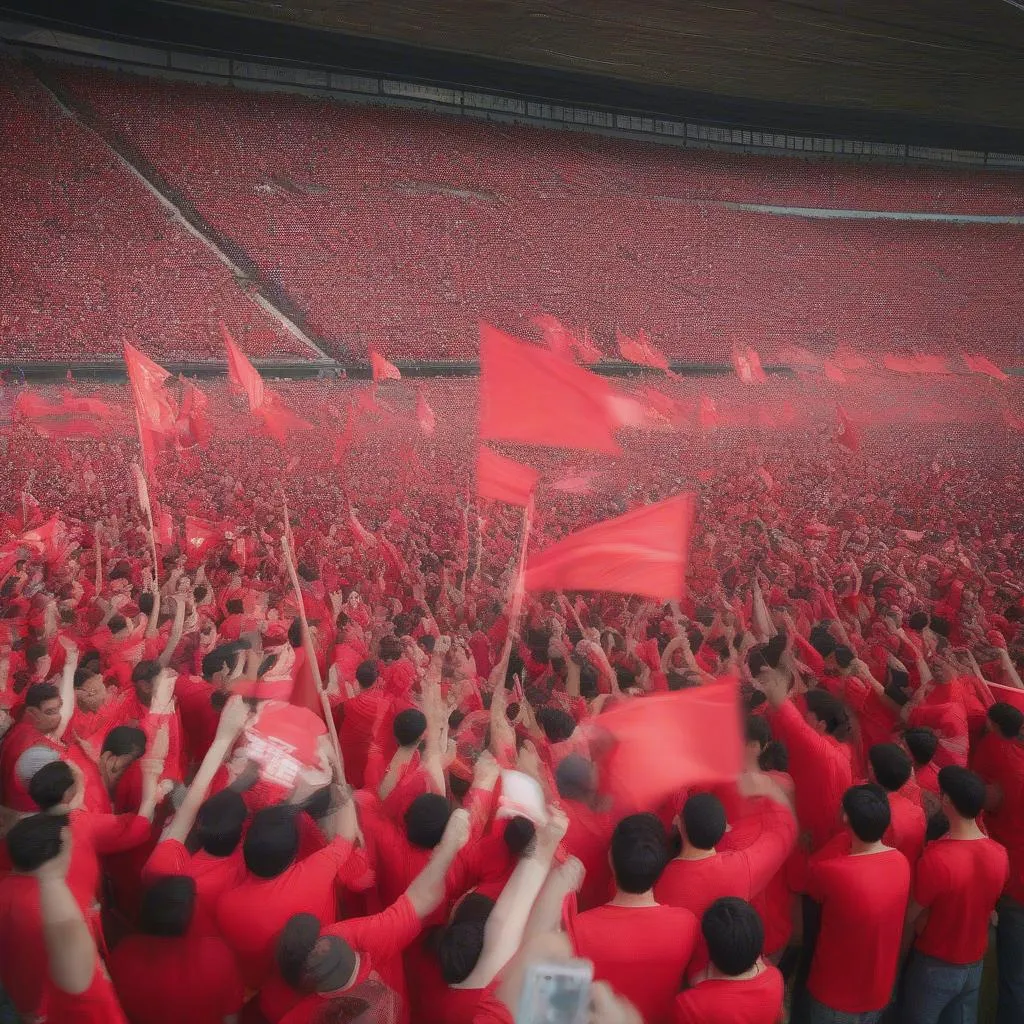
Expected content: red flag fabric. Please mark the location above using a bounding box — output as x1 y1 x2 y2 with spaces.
533 314 574 360
184 516 222 563
349 509 377 548
479 322 622 454
153 508 175 548
883 354 951 375
641 387 683 425
124 343 178 475
832 348 869 372
594 681 743 810
477 446 539 507
964 354 1010 382
21 516 72 563
732 347 766 384
987 682 1024 714
370 351 402 382
823 361 848 385
416 388 436 436
550 472 598 495
255 394 313 444
837 406 860 451
616 329 670 372
178 381 212 449
524 493 695 600
12 390 112 439
697 396 720 430
221 323 265 410
357 384 379 414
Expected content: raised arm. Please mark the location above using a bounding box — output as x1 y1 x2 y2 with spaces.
54 637 79 741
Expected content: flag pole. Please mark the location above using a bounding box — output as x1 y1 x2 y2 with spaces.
491 496 534 690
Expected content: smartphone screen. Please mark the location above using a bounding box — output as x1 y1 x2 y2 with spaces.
516 959 592 1024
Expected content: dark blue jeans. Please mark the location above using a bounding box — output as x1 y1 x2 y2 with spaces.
997 896 1024 1024
807 996 884 1023
902 951 984 1024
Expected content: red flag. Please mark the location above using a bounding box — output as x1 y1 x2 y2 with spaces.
964 354 1009 382
823 361 848 385
184 516 222 563
370 351 402 382
837 406 860 451
641 387 683 426
832 348 869 372
883 354 951 375
524 493 695 600
349 508 377 548
416 388 436 436
697 396 720 430
480 322 622 454
12 389 111 439
357 384 379 414
477 446 539 507
533 314 575 360
594 681 743 810
550 471 598 495
221 323 265 410
987 682 1024 714
732 347 766 384
1004 405 1024 432
616 329 670 372
178 381 212 449
124 343 178 475
153 508 174 548
255 394 312 444
21 516 71 563
571 327 602 365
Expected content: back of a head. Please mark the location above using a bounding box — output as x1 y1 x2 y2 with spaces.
745 714 772 750
536 706 576 744
378 636 403 664
436 893 494 984
868 743 912 793
702 897 764 977
392 708 427 748
938 765 986 820
102 724 147 758
810 630 837 660
988 702 1024 740
355 660 379 689
611 813 669 893
554 754 594 803
502 816 536 857
842 783 891 843
245 805 300 877
7 813 67 872
907 611 929 632
834 645 855 670
139 875 197 937
131 658 162 686
758 740 789 773
804 689 849 739
904 726 938 767
683 792 727 851
196 789 248 857
278 912 357 995
28 760 75 811
404 793 451 849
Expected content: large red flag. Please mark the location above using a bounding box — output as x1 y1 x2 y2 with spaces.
370 351 402 382
124 343 178 475
883 354 951 375
964 354 1010 382
480 323 622 454
13 390 112 439
987 682 1024 714
524 493 695 600
616 329 670 372
178 381 212 449
221 323 265 410
477 446 539 507
416 388 436 436
184 516 222 564
21 516 72 564
255 394 313 444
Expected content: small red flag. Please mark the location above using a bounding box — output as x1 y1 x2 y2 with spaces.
883 354 951 375
416 388 436 435
477 446 539 507
221 323 265 410
480 322 622 454
370 351 402 382
153 508 175 548
184 516 222 563
732 346 766 384
21 516 72 564
524 493 695 600
616 329 670 372
964 354 1009 382
837 406 860 451
124 343 178 475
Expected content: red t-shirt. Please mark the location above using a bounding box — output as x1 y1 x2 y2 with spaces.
566 902 699 1024
908 701 968 770
67 808 151 911
673 965 784 1024
0 873 50 1019
109 933 244 1024
336 688 393 789
805 846 910 1013
47 959 128 1024
0 721 65 810
972 732 1024 902
885 790 926 872
914 836 1009 964
561 798 617 911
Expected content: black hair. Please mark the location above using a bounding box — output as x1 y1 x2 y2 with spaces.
7 813 67 872
102 725 147 759
193 584 209 602
745 714 772 749
502 816 536 857
758 739 789 773
202 642 243 682
578 662 600 700
904 726 939 767
448 708 466 731
288 618 303 649
132 659 162 686
436 894 494 984
834 645 855 670
683 792 727 850
907 611 929 631
24 682 59 710
418 635 436 655
139 875 196 937
842 784 891 843
392 708 427 748
109 560 133 581
988 702 1024 740
938 766 986 819
196 789 248 857
702 897 764 977
554 754 594 802
73 667 99 690
244 805 300 878
804 689 850 740
747 645 769 678
610 813 669 893
404 794 451 849
929 616 951 638
138 592 155 616
225 598 244 615
868 743 912 793
278 913 324 991
355 660 379 689
28 760 75 811
535 707 576 744
108 615 128 634
25 642 48 667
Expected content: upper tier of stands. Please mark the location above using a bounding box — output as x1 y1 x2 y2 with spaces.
5 59 1024 364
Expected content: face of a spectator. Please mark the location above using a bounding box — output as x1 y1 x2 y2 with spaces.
28 697 61 735
76 674 107 713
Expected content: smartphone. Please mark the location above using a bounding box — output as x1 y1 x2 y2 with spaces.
516 959 592 1024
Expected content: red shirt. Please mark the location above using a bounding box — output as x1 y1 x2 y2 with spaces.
0 720 64 810
567 902 699 1024
805 846 910 1013
109 933 244 1024
914 836 1009 964
655 798 796 919
972 732 1024 902
561 798 616 911
67 808 152 911
884 790 926 872
47 958 128 1024
215 837 370 987
358 792 434 909
336 688 392 789
908 700 968 770
769 701 853 852
0 873 50 1019
673 965 784 1024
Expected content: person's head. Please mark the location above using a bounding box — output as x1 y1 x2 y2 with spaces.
744 714 772 767
831 645 855 671
99 725 147 789
25 642 51 680
195 789 248 857
28 759 76 811
535 706 576 744
938 765 986 821
609 813 669 894
131 659 163 707
903 726 939 767
355 660 379 690
702 897 764 977
278 913 358 994
245 805 300 878
202 643 241 683
7 813 67 872
809 630 836 660
108 614 129 636
987 702 1024 740
868 743 912 794
436 893 495 984
502 816 536 857
73 667 107 713
226 598 244 616
137 592 155 617
392 708 427 749
842 784 890 842
758 739 789 773
139 875 196 938
378 636 403 663
907 611 929 632
681 792 727 851
804 689 849 740
404 794 451 849
554 754 597 803
23 683 61 735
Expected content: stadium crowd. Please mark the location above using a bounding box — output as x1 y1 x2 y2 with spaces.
0 371 1022 1024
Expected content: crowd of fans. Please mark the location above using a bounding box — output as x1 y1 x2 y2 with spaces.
0 369 1022 1024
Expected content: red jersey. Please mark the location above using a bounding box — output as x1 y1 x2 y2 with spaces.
67 808 152 911
336 687 392 789
805 847 910 1013
884 790 926 871
914 836 1009 964
560 798 616 911
47 959 128 1024
673 965 784 1024
972 732 1024 902
0 721 64 810
908 701 968 770
0 872 50 1019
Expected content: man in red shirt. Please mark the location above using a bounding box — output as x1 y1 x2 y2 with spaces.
335 659 391 789
903 766 1010 1024
566 813 699 1024
1 681 70 809
674 897 784 1024
867 743 926 871
800 784 910 1023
